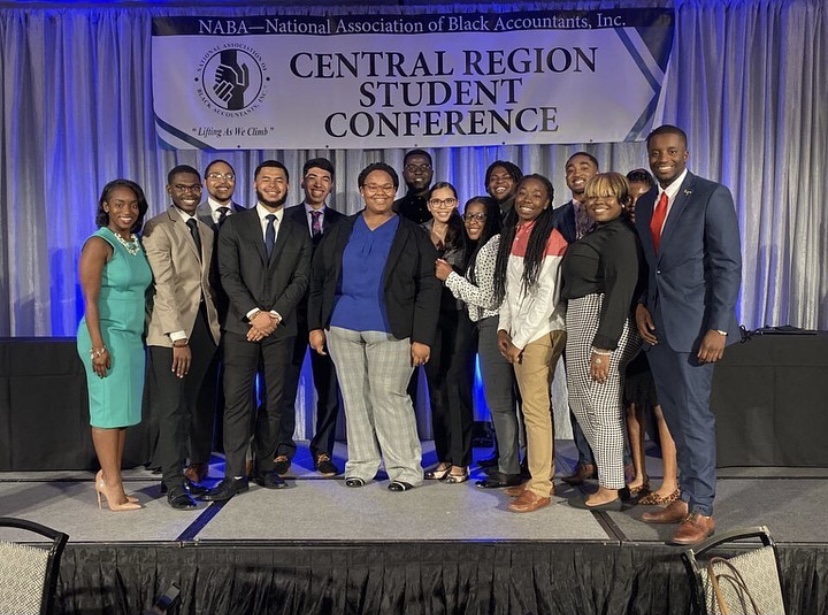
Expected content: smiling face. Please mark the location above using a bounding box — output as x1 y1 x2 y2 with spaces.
648 132 689 188
204 161 236 206
463 201 487 241
254 165 289 210
487 165 516 203
167 171 202 214
565 154 598 200
402 153 433 193
586 195 624 224
427 186 458 224
104 186 140 236
514 177 551 222
302 166 333 209
360 169 397 216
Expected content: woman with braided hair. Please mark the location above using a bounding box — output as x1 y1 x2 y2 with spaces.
493 174 568 513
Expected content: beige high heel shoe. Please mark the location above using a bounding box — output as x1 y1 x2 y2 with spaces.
95 472 142 511
96 470 139 504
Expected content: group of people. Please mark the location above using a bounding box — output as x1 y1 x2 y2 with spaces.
77 124 741 546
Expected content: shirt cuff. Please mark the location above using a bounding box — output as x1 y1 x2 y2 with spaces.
169 330 187 342
269 310 282 323
246 308 261 321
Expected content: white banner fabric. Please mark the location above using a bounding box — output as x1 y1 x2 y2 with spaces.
151 9 674 150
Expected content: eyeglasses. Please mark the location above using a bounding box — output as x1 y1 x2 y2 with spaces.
405 163 432 173
206 173 235 181
172 184 202 193
428 198 457 209
463 212 487 222
363 184 396 195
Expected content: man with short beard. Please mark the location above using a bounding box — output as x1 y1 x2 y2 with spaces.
393 149 434 224
201 160 312 501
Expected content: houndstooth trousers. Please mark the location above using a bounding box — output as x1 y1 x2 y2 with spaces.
566 294 641 489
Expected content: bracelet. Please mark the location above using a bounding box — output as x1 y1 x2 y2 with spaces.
591 348 612 356
90 347 107 359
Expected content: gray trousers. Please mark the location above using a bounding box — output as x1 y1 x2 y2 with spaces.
326 327 423 486
476 317 520 475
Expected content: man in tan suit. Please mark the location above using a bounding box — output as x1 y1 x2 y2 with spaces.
144 165 221 509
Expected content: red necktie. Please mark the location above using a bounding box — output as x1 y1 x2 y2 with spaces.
650 192 669 253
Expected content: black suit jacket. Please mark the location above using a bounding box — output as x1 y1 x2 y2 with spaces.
308 212 440 347
197 201 246 324
218 206 312 339
551 200 577 245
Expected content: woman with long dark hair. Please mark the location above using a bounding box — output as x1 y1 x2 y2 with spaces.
436 196 524 488
422 182 475 483
493 174 568 512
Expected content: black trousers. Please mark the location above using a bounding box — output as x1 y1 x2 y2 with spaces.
222 331 292 478
149 305 216 489
279 320 342 460
424 308 476 467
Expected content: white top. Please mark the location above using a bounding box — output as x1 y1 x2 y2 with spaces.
445 234 500 323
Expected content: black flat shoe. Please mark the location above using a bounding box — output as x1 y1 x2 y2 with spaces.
253 471 287 490
199 477 249 502
167 487 198 510
388 481 415 492
345 477 366 488
568 497 623 511
476 472 524 489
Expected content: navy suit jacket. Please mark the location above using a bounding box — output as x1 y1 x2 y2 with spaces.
551 200 577 245
635 172 742 353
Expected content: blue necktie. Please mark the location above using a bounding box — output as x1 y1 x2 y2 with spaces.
265 214 276 257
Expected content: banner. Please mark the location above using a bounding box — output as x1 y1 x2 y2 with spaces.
151 9 674 150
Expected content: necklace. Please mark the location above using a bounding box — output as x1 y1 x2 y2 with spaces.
111 229 140 256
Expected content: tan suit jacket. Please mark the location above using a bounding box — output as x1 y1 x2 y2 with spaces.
143 207 221 347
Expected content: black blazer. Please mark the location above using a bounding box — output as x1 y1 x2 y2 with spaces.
218 207 312 338
284 203 346 248
197 201 246 325
308 212 440 346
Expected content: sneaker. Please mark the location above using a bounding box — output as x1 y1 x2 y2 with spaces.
274 455 291 475
315 453 339 477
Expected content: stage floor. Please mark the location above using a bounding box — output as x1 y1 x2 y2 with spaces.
2 441 827 614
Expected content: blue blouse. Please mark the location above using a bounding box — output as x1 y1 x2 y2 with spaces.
330 214 399 332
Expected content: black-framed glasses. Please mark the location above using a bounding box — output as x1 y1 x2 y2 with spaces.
463 212 487 222
172 184 202 193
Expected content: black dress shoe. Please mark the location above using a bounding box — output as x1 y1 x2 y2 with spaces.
273 455 291 475
160 478 209 496
253 471 287 490
199 477 249 502
476 472 524 489
388 481 415 492
345 477 366 488
167 487 198 510
477 452 499 468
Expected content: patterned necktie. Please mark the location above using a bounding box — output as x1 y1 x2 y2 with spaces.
217 207 230 228
186 218 202 260
265 214 277 257
650 192 669 253
311 210 322 239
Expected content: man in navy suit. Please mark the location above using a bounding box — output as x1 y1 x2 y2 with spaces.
276 158 345 477
635 125 741 545
201 160 312 501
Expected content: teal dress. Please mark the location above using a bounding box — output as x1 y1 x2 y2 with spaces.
76 227 152 428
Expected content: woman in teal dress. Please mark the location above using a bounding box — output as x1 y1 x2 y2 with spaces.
77 179 152 511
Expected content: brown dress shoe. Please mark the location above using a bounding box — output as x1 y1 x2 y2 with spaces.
561 463 597 486
507 490 551 513
504 482 529 497
670 512 715 545
641 498 689 524
183 463 208 484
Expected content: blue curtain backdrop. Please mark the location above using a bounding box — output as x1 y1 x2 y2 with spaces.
0 0 825 339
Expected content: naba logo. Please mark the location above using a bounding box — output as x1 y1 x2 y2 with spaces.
196 45 268 117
